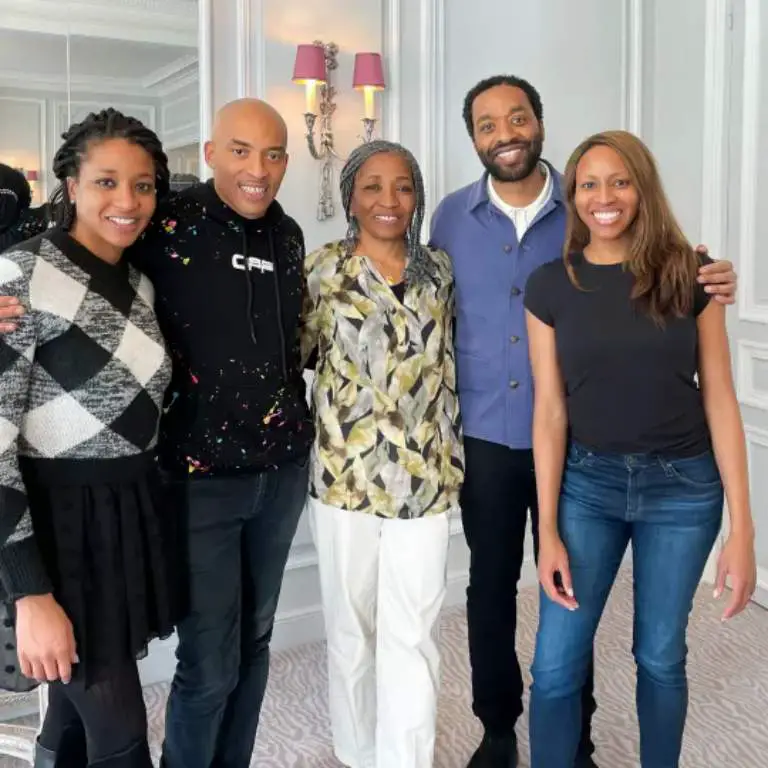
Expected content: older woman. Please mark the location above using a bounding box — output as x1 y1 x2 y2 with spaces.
301 140 464 768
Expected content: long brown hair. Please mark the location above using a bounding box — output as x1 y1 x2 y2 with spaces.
562 130 699 325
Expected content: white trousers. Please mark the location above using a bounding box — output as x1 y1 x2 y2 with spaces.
309 497 450 768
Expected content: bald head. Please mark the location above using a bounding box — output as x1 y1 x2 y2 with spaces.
205 98 289 219
211 98 288 146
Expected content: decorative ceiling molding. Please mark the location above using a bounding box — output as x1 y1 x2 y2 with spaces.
68 0 198 8
142 54 199 96
0 54 198 99
0 0 197 47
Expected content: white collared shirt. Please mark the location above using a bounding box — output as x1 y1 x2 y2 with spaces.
487 161 553 241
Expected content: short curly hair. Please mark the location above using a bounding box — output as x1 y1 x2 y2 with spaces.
462 75 543 138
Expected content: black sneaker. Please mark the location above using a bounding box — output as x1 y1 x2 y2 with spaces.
466 732 518 768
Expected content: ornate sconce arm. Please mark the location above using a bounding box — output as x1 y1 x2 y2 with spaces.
293 41 384 221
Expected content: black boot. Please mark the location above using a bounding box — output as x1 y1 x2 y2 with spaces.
466 731 518 768
88 738 153 767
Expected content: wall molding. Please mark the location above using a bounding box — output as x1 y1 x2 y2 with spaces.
198 0 213 178
744 425 768 608
0 57 198 99
0 95 47 200
55 99 156 136
419 0 446 234
235 0 251 98
736 339 768 411
737 0 765 323
142 53 199 97
251 0 267 99
757 567 768 609
235 0 266 99
0 0 197 46
382 0 401 142
700 0 731 261
620 0 643 134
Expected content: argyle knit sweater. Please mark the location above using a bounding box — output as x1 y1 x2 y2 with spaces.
0 228 172 600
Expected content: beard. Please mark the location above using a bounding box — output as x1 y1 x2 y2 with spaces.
479 132 544 182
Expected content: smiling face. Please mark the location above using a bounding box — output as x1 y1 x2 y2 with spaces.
204 100 289 219
350 151 416 244
471 84 544 182
66 137 157 260
574 144 639 246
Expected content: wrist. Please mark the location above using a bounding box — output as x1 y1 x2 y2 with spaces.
15 593 54 609
539 520 560 542
727 522 755 544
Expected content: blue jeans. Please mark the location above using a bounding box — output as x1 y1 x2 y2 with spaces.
161 457 309 768
529 443 723 768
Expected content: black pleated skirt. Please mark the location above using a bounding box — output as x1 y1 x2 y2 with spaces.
20 453 181 687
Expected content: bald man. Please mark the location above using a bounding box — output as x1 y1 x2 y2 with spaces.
128 98 311 768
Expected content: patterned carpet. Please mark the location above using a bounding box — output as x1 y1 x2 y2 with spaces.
2 568 767 767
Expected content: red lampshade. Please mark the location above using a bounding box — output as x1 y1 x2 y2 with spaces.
25 170 39 181
353 53 385 90
292 44 327 84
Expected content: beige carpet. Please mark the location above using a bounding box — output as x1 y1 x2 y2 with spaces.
3 569 767 766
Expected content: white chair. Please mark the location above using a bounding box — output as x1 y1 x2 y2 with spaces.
0 685 48 765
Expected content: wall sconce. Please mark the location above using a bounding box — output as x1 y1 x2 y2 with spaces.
292 41 386 221
353 53 385 143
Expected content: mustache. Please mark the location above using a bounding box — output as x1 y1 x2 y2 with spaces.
490 141 530 158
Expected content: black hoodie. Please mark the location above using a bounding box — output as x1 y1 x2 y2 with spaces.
128 180 314 477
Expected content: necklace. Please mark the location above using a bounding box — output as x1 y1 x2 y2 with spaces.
370 258 404 285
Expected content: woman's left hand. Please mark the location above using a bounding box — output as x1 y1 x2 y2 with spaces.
714 532 756 620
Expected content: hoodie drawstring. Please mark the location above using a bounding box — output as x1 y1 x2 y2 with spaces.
269 229 290 382
243 230 258 345
243 227 290 382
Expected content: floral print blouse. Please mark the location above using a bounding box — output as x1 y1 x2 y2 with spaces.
300 239 464 519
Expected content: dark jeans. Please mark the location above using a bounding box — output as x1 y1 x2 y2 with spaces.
529 444 723 768
461 437 595 757
161 457 309 768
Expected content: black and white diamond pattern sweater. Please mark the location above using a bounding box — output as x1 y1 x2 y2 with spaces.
0 228 172 600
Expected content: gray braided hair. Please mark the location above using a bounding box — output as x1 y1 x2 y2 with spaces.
339 139 435 286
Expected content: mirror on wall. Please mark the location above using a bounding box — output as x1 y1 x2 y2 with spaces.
67 0 201 185
0 0 201 216
0 0 201 740
0 24 68 205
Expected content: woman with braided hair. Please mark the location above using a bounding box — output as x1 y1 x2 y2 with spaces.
301 140 464 768
0 108 176 767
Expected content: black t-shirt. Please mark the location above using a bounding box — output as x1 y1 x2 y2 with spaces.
523 252 713 457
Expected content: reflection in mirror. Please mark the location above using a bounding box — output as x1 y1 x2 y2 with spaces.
0 0 200 239
0 0 200 746
0 25 68 207
67 0 200 188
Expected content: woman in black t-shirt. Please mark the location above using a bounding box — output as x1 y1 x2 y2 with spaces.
523 130 756 768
